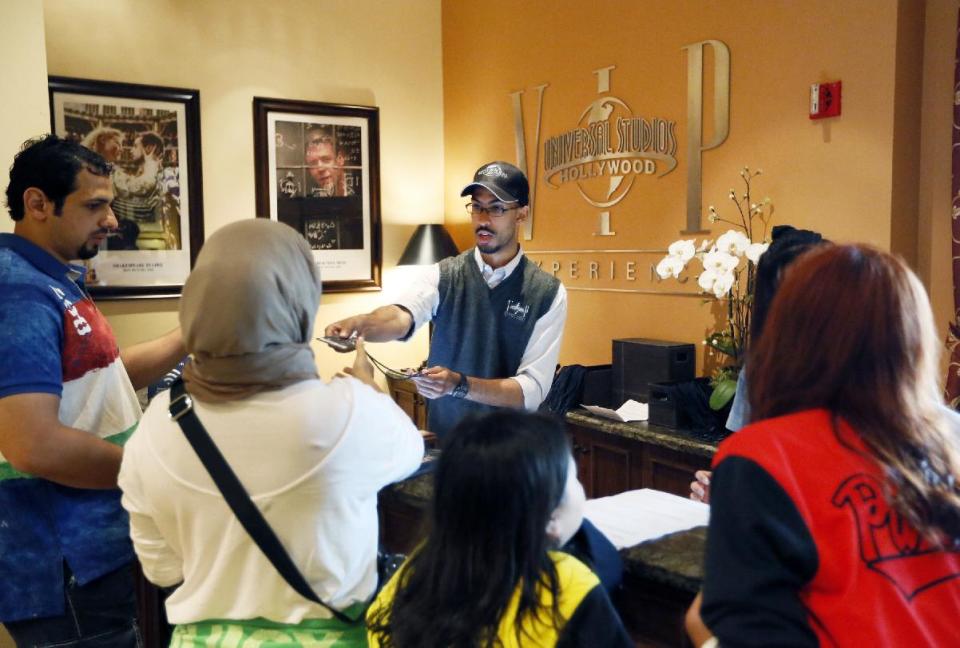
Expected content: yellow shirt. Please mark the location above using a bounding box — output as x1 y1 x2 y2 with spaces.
367 551 600 647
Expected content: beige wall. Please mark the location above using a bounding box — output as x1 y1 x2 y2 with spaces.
42 0 444 376
890 0 926 267
442 0 935 372
0 0 50 236
918 0 960 374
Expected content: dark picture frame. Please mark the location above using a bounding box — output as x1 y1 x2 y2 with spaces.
253 97 381 292
48 76 204 299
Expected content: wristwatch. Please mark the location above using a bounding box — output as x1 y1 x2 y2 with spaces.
451 372 470 399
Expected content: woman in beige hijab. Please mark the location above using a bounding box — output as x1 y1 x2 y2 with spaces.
119 219 424 647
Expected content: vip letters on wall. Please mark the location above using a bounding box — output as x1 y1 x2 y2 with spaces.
509 41 731 296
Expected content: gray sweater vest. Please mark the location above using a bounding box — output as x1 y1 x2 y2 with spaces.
427 250 560 437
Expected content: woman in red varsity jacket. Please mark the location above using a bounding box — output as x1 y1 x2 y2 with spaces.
687 244 960 647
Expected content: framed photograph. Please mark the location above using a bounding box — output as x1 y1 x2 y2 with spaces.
254 97 381 292
48 76 204 299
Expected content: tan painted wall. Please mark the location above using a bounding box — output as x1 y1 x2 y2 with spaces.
442 0 924 372
918 0 960 376
0 0 50 236
42 0 445 377
890 0 926 268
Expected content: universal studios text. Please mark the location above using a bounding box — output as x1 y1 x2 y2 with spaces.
543 117 678 184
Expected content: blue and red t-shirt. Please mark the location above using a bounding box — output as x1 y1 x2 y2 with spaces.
0 233 141 622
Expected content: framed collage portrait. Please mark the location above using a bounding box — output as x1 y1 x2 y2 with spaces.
253 97 382 292
48 76 204 299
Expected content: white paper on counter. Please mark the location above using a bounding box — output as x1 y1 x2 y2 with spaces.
584 488 710 549
581 399 648 422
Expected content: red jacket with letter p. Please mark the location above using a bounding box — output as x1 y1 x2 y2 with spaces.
703 409 960 647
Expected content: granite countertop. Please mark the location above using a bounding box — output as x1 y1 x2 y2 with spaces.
388 472 433 504
622 526 705 593
383 473 706 592
566 409 719 458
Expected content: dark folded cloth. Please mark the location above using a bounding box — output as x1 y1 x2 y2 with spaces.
561 518 623 593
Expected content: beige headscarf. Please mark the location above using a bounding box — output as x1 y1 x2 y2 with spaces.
180 219 321 402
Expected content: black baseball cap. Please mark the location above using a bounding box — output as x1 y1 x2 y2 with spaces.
460 161 529 207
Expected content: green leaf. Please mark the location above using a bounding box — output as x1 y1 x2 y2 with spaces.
704 332 736 357
710 365 739 387
709 378 738 410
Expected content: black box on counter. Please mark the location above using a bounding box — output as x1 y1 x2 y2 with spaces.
581 364 612 408
649 377 732 439
648 379 698 428
612 338 695 405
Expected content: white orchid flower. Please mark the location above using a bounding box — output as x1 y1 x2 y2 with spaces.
702 249 740 274
716 229 750 256
667 239 697 264
698 265 737 298
697 239 713 253
745 242 769 264
697 269 719 293
656 255 686 279
711 271 736 298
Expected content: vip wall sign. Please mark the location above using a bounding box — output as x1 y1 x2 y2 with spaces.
511 40 730 241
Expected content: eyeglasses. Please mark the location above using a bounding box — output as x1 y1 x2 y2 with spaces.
465 202 518 217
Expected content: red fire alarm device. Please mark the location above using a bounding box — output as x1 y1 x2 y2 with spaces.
810 81 842 119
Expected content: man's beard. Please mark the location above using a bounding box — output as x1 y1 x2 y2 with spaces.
477 238 504 254
476 227 510 254
77 231 107 260
77 242 100 260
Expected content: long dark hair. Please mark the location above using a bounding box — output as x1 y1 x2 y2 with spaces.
750 225 825 341
748 244 960 542
367 411 571 647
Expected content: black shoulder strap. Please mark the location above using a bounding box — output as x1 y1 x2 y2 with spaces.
168 379 362 624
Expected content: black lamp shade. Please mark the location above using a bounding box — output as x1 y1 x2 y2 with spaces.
397 224 460 265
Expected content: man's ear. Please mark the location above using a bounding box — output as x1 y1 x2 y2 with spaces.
516 205 530 223
22 188 51 221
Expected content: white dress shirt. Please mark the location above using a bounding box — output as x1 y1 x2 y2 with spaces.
396 247 567 410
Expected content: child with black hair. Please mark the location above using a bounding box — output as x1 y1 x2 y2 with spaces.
366 410 632 648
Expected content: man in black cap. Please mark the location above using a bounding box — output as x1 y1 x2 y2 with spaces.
325 161 567 437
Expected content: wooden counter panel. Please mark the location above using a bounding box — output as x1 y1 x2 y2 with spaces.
567 412 715 499
643 444 712 497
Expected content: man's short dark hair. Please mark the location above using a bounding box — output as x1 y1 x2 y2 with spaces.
138 131 164 158
5 134 113 221
305 126 339 156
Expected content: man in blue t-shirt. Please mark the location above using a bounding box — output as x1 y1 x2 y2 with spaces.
0 135 185 646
